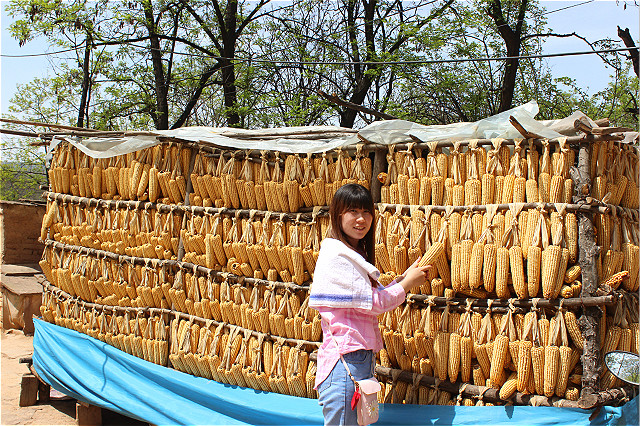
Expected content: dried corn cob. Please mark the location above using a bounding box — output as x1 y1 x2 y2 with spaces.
543 345 559 397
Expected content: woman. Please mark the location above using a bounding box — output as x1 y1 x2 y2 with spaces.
310 183 431 425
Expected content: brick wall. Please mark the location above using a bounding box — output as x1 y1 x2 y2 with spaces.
0 200 46 265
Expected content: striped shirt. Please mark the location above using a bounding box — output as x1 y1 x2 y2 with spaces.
314 281 406 388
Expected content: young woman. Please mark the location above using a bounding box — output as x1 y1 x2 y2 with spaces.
309 183 431 426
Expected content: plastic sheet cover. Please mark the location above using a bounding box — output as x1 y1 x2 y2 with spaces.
48 100 594 159
33 318 638 426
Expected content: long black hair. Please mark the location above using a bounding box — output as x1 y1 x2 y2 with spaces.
328 183 375 265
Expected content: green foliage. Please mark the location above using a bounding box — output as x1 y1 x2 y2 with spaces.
0 130 47 201
3 0 639 130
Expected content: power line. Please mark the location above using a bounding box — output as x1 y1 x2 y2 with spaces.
3 45 636 65
0 0 618 63
543 0 595 16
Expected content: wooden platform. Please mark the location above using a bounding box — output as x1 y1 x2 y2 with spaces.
1 263 43 334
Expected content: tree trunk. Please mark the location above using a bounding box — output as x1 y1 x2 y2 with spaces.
340 75 374 128
618 26 639 77
487 0 528 113
340 0 377 128
171 64 221 129
221 0 240 127
143 2 169 130
77 35 92 128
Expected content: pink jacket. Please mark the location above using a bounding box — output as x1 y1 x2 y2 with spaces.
314 282 406 388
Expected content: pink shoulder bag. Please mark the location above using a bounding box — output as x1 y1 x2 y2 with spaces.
339 354 382 425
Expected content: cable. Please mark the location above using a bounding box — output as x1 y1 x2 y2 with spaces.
4 45 635 66
544 0 594 15
0 0 623 63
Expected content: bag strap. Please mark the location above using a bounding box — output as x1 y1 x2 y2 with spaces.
339 354 359 388
329 331 359 387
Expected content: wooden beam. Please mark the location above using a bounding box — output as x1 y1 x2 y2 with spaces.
0 117 100 132
509 115 542 139
590 126 634 135
574 118 593 134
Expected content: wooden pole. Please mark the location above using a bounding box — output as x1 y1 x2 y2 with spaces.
371 148 386 202
408 294 618 309
574 142 602 400
177 147 198 261
43 281 320 349
43 239 310 292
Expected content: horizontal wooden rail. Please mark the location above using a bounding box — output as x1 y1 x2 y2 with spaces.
42 280 320 349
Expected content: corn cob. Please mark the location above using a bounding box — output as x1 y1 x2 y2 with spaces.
452 184 464 206
499 373 518 400
603 326 622 354
538 173 550 202
469 242 484 290
448 333 461 382
443 178 455 205
490 335 509 388
418 241 444 267
496 247 510 299
500 175 514 204
510 246 526 299
435 331 450 381
553 248 570 298
530 345 545 395
465 179 481 205
517 340 532 393
543 345 559 397
456 240 472 289
623 242 639 291
460 336 472 383
473 364 486 387
526 246 541 298
481 174 495 204
431 176 444 205
482 244 497 293
549 175 563 203
555 346 572 397
541 245 562 298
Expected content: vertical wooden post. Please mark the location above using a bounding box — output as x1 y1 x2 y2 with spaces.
19 373 39 407
371 149 385 203
574 141 602 399
76 401 102 426
177 145 198 261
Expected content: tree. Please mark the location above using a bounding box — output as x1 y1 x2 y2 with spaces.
242 0 455 128
6 0 275 129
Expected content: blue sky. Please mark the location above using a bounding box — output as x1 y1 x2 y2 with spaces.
0 0 638 118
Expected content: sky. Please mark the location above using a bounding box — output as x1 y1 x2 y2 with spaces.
0 0 638 118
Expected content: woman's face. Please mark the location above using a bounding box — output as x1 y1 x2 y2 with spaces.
340 207 373 247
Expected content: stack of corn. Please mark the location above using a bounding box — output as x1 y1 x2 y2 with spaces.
48 143 190 203
600 295 640 388
187 149 371 212
164 318 319 398
42 292 170 365
45 201 181 260
187 211 323 285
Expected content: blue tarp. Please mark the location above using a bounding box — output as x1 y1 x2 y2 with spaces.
33 318 638 426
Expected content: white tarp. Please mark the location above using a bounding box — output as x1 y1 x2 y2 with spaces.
357 100 566 145
48 100 617 159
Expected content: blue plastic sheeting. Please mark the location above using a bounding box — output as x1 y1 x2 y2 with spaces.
33 318 638 426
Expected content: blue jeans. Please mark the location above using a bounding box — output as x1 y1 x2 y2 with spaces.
317 350 375 426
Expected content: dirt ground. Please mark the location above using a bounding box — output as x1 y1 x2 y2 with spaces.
1 328 148 426
1 329 76 426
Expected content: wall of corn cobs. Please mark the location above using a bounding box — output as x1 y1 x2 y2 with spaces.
38 135 639 407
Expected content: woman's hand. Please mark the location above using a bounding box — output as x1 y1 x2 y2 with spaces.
396 259 431 293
